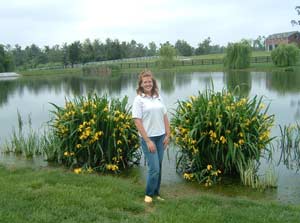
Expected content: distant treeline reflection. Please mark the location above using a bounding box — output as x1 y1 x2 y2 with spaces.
0 71 300 107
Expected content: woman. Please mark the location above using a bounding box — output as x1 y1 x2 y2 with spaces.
132 70 170 203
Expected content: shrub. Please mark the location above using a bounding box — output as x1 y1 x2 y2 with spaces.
171 89 275 185
224 41 252 69
271 44 299 67
49 94 141 173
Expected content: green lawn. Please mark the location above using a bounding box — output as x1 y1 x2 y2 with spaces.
0 165 299 223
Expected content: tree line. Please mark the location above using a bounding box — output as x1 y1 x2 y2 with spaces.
0 36 266 72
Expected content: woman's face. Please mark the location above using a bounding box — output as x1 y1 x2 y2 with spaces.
141 76 153 95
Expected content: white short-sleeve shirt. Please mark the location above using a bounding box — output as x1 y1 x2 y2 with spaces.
132 94 167 137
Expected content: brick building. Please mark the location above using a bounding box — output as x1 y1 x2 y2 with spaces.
265 31 300 51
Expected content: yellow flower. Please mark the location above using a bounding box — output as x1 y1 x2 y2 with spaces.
64 151 69 156
189 96 196 101
220 136 227 144
238 132 244 137
106 164 119 171
76 144 82 149
207 164 212 171
74 168 82 174
117 140 122 145
186 102 192 108
238 139 245 145
209 130 217 139
111 165 119 171
183 173 194 180
225 130 231 134
259 103 265 109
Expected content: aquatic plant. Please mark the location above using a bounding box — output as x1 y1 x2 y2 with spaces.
171 89 275 185
49 94 141 173
238 160 277 189
278 123 300 171
2 111 41 158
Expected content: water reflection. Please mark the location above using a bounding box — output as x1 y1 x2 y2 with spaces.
224 71 251 96
157 71 176 94
0 74 139 108
266 71 300 94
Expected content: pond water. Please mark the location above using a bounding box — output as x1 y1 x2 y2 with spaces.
0 70 300 204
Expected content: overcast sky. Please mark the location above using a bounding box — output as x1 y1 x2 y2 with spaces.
0 0 298 48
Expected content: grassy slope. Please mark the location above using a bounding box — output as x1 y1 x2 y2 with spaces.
0 165 299 223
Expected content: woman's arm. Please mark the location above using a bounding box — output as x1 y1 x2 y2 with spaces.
134 118 156 153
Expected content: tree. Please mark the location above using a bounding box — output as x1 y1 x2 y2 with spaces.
24 44 45 68
47 44 64 64
253 36 266 51
93 39 106 61
195 37 211 55
175 40 193 56
291 6 300 25
224 41 252 69
81 38 94 64
0 44 15 72
148 42 157 56
271 44 299 67
158 42 177 68
11 44 25 67
69 41 82 67
61 43 69 67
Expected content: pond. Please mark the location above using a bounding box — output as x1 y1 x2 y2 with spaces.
0 70 300 204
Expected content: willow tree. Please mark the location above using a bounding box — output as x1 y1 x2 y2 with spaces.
224 41 252 69
271 44 299 67
159 43 177 68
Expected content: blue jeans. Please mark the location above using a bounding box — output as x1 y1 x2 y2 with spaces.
141 134 165 197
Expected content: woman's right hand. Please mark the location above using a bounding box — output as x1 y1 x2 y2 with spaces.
146 140 156 153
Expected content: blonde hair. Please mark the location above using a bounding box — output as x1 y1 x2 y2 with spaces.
136 70 159 96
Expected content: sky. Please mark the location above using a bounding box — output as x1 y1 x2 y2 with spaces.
0 0 298 48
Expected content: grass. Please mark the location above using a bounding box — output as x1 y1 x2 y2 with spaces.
0 164 299 223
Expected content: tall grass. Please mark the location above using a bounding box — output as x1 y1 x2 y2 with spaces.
2 111 41 158
278 123 300 171
238 160 277 189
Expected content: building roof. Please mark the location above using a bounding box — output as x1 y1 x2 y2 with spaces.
266 31 299 40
